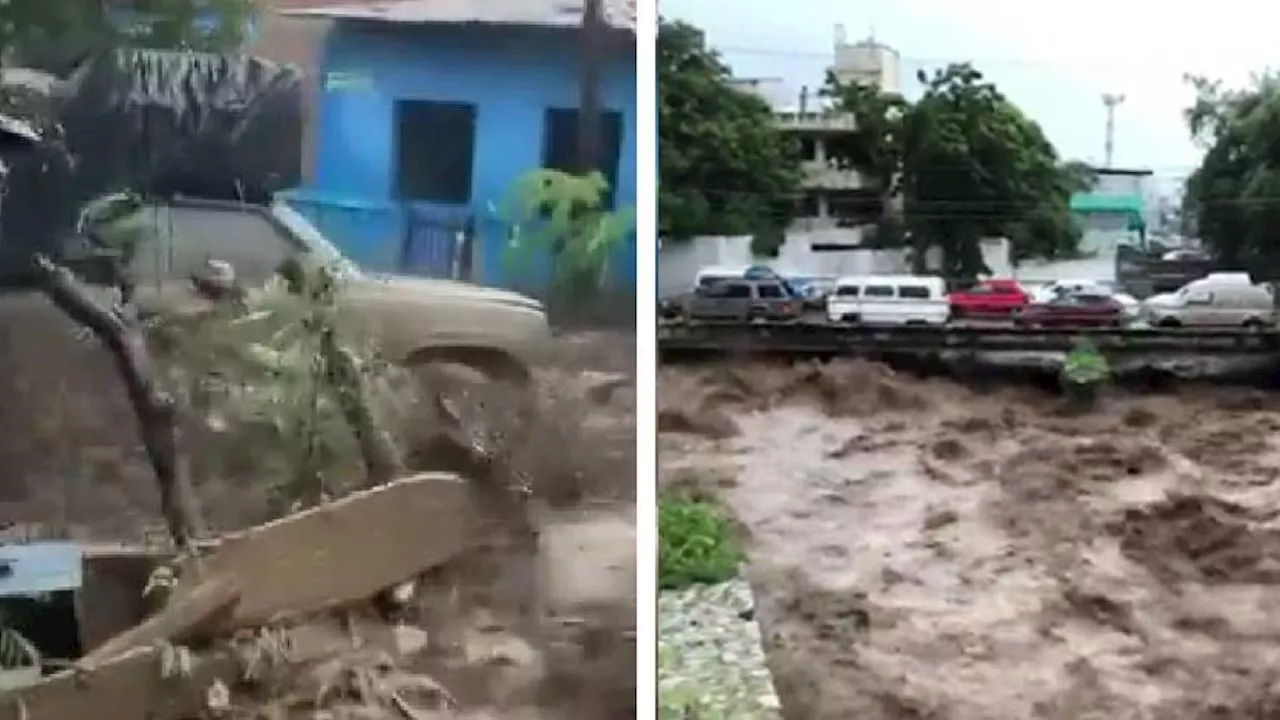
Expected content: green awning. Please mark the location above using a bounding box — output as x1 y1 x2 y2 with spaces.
1069 192 1143 214
1070 192 1145 230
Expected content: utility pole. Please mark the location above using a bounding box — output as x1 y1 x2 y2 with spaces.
577 0 604 174
1102 93 1125 167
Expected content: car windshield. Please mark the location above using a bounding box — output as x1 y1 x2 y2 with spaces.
270 202 362 279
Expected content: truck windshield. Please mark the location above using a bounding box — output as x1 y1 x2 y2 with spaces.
270 202 362 279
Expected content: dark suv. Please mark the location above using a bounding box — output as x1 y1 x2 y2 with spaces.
683 278 803 322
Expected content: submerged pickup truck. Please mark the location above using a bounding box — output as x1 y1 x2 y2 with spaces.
83 196 550 396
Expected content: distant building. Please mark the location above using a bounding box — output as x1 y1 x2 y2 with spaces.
272 0 638 290
1070 166 1152 253
733 26 901 235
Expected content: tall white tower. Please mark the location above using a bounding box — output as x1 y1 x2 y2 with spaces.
1102 93 1125 167
831 24 900 93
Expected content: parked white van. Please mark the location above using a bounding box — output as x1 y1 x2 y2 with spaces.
1142 276 1276 328
827 275 950 325
694 265 750 289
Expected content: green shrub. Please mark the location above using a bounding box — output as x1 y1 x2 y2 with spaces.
659 496 744 590
1060 338 1111 409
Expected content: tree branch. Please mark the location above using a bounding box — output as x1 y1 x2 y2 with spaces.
33 254 202 550
319 327 406 487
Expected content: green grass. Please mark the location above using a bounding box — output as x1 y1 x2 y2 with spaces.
659 496 744 590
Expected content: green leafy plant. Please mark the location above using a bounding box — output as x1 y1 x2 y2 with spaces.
87 196 386 512
503 168 633 308
1060 339 1110 408
659 496 744 590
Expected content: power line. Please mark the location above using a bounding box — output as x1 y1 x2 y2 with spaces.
708 42 1185 76
661 185 1277 211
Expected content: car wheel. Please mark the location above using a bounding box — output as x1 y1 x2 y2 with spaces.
1243 318 1267 330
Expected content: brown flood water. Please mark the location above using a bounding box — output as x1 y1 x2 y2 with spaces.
660 359 1280 719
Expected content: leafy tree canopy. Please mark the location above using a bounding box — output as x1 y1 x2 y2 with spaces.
658 18 801 242
824 63 1089 279
1182 72 1280 274
0 0 254 71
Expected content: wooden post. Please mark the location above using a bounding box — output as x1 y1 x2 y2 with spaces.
577 0 605 174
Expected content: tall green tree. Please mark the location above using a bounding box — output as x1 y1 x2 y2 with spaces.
658 18 801 243
824 63 1087 278
0 0 254 70
1182 72 1280 273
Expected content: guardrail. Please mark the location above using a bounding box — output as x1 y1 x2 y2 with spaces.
657 320 1280 355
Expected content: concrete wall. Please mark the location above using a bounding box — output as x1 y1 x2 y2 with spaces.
296 22 637 289
1079 212 1140 254
658 232 1015 296
1093 173 1146 198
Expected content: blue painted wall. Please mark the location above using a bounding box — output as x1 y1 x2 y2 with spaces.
290 21 637 290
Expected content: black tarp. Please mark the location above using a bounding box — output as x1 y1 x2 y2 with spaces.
0 49 303 283
59 48 303 204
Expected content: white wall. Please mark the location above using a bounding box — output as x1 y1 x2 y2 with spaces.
1093 173 1146 197
658 231 1016 295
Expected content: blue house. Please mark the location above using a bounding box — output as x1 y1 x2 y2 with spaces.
276 0 638 291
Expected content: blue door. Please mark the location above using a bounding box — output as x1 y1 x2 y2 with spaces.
400 206 472 279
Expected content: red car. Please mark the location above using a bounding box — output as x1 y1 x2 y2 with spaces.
1015 293 1125 328
947 279 1029 319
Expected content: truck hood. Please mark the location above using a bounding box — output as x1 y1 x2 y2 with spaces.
350 273 544 311
1143 292 1179 307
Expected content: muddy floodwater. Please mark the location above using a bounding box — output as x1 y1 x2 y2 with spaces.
660 360 1280 719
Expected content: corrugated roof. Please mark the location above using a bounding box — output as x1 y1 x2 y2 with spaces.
0 542 83 597
277 0 636 31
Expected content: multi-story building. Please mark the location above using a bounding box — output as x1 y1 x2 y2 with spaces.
1069 166 1152 253
732 26 900 236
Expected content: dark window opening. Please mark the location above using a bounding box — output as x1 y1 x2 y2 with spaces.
798 136 817 161
835 285 860 297
756 283 784 298
395 100 477 204
796 193 820 218
864 285 894 297
715 282 751 298
0 592 81 673
830 189 884 227
898 285 930 299
542 107 624 208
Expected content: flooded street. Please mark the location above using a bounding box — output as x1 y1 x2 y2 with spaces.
660 360 1280 718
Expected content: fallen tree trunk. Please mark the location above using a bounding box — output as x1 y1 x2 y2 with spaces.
319 327 406 487
32 255 202 550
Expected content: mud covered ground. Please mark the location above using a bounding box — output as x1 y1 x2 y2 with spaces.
0 293 636 719
660 358 1280 719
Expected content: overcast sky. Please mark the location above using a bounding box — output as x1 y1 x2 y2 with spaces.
663 0 1280 193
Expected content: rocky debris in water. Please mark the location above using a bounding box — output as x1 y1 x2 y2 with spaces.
659 579 780 720
1111 493 1280 585
657 406 739 439
660 462 740 499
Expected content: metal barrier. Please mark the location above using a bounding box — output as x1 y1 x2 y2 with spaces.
658 320 1280 355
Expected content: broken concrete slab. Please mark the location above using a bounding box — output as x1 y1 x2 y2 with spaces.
78 575 239 669
0 646 239 720
76 472 477 670
181 471 477 630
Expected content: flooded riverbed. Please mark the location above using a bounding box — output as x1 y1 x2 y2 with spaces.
660 359 1280 719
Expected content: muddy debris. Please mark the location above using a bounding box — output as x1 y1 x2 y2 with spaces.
661 358 1280 720
0 305 636 720
1112 493 1280 585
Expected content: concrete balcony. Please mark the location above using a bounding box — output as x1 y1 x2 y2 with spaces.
801 160 869 190
775 111 858 132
